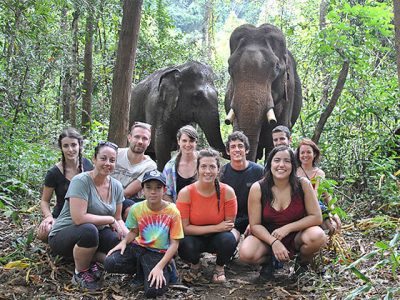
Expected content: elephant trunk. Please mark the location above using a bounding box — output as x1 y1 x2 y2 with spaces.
231 80 275 162
197 110 226 155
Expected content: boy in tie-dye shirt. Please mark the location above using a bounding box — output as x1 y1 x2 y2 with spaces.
105 170 183 298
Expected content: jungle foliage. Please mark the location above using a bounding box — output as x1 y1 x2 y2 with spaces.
0 0 399 297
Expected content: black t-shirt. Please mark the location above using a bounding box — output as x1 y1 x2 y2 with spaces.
220 161 264 218
44 157 93 217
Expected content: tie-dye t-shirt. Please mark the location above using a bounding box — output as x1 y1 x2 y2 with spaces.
126 201 184 252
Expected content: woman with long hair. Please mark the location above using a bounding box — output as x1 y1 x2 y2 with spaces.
176 148 237 284
163 125 198 203
48 141 126 291
37 128 93 242
239 146 326 281
296 138 341 234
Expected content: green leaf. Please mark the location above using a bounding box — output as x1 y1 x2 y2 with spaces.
375 241 389 250
343 284 372 300
349 267 371 283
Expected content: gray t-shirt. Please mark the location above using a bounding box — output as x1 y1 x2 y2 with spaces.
112 148 156 197
49 172 124 237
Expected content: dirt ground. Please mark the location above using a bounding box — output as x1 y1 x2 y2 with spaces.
0 214 399 300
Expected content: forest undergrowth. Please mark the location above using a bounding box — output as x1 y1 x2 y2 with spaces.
0 195 398 299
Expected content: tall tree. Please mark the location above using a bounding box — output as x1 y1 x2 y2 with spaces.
81 1 96 135
394 0 400 87
70 8 80 128
108 0 143 145
60 6 71 123
312 59 350 143
203 0 215 60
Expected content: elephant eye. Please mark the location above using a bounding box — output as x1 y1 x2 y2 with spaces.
274 63 281 75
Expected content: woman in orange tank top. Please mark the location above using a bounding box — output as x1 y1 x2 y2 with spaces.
177 148 237 284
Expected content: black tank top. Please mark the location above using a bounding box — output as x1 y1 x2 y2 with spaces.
176 172 196 196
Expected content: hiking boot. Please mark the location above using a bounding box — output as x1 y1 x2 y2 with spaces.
71 270 100 291
257 256 274 283
89 262 103 280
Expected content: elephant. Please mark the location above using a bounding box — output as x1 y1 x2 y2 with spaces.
129 61 226 170
225 23 302 162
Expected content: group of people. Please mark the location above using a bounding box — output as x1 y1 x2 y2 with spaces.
37 123 341 297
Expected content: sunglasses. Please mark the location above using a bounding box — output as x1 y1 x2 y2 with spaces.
98 141 118 151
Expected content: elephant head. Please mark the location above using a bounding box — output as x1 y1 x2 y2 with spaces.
130 61 226 170
225 24 302 162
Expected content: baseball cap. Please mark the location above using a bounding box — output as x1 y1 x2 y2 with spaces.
141 170 166 187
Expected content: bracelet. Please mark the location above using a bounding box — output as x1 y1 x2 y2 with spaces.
270 239 279 247
111 218 116 225
44 214 52 219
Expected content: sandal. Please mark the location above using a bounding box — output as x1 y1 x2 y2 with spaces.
212 268 226 283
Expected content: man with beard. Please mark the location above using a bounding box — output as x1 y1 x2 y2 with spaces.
112 122 157 221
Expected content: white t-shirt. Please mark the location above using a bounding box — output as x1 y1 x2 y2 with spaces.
112 148 157 197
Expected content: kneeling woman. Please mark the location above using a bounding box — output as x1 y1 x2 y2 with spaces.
239 146 326 281
177 148 237 283
48 141 127 291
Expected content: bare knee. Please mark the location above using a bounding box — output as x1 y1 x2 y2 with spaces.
239 237 266 264
300 226 327 250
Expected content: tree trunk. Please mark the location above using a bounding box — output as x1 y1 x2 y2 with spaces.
108 0 143 145
319 0 329 30
203 0 214 60
60 7 71 123
394 0 400 87
70 9 80 128
81 3 95 135
312 60 350 143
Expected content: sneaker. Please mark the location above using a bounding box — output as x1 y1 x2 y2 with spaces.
89 262 103 280
71 270 100 291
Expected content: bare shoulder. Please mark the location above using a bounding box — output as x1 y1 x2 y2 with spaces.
249 181 261 194
176 186 190 203
299 176 313 190
315 168 325 178
223 183 236 200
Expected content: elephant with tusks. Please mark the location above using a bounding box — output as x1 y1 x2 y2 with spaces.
225 23 303 162
130 61 226 170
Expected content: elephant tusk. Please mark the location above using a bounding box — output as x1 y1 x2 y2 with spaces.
266 108 277 125
225 109 235 125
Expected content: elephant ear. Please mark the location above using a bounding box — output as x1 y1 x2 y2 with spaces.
158 68 182 123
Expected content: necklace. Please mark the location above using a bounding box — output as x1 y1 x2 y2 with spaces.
91 173 112 203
